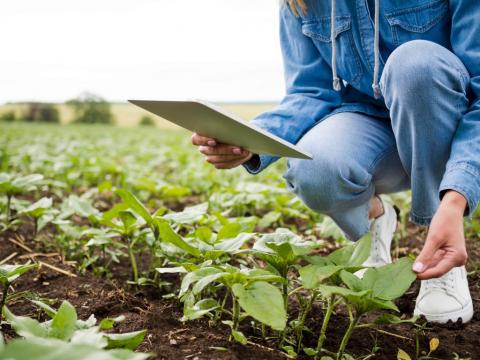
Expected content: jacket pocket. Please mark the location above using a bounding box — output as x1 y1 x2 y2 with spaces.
302 16 363 86
385 0 449 46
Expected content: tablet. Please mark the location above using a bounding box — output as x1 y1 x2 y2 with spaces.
128 99 312 160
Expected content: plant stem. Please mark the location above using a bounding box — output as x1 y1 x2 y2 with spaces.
232 292 240 331
127 237 138 282
278 267 289 349
297 291 316 353
315 294 335 359
5 194 11 224
336 306 361 360
0 282 10 324
33 217 38 240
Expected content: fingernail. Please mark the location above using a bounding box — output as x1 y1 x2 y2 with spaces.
233 148 242 155
412 261 425 273
207 140 216 146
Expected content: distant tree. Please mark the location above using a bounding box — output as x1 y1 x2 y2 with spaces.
139 115 155 126
23 103 60 123
0 111 16 122
67 92 114 125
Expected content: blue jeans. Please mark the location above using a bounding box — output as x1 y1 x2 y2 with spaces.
283 40 471 241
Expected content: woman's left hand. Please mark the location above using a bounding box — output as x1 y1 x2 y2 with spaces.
413 190 468 280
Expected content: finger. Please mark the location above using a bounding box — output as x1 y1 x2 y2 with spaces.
416 257 458 280
413 236 441 273
191 133 216 146
199 145 245 156
213 154 253 169
205 154 248 163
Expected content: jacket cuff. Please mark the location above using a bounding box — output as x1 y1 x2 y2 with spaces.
242 154 278 175
439 162 480 217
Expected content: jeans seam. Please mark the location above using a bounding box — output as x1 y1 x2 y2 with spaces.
366 146 398 181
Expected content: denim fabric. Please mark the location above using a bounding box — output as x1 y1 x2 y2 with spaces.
282 40 470 240
244 0 480 222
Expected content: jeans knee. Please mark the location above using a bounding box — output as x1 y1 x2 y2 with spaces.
381 40 470 107
283 154 372 213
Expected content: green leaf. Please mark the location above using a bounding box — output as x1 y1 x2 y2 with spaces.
20 197 52 219
214 233 253 253
194 226 212 243
0 263 37 284
99 315 125 330
299 265 343 289
2 306 48 338
339 270 364 292
50 301 78 340
217 222 241 240
258 211 282 228
362 257 416 300
31 299 58 318
182 298 219 321
116 189 152 224
328 234 371 266
283 345 297 357
303 347 318 356
155 219 200 257
374 314 419 325
232 281 287 331
163 203 208 224
118 210 138 230
179 267 222 296
104 330 146 350
231 329 248 345
192 272 228 294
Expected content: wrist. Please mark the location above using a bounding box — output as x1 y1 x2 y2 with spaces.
440 190 467 213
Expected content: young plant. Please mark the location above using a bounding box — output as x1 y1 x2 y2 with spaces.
18 197 53 238
0 173 43 225
0 262 37 324
2 300 151 360
298 235 371 356
101 209 143 282
251 228 322 348
318 257 416 359
178 263 287 342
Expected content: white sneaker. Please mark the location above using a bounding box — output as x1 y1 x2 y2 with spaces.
355 196 397 278
414 266 473 324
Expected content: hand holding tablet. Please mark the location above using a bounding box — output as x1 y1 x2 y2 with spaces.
128 100 313 162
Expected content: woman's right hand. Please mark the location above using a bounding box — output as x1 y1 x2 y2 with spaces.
191 133 253 169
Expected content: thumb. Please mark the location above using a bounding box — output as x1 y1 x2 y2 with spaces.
413 237 440 273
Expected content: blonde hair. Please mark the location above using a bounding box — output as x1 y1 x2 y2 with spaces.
286 0 307 16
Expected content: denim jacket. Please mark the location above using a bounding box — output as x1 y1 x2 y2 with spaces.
244 0 480 214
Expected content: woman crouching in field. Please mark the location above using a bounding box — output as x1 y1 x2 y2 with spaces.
192 0 479 324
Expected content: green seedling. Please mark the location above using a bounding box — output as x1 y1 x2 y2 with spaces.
298 235 371 357
18 197 53 238
115 189 201 258
0 262 37 324
317 257 416 360
101 209 143 282
1 300 151 360
251 228 322 347
178 263 286 343
0 173 43 225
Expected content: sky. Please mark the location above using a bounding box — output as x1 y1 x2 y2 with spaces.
0 0 285 104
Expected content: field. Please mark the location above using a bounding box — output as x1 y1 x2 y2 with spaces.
0 102 277 127
1 122 480 360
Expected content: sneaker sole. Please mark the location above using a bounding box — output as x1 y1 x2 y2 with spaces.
414 300 474 324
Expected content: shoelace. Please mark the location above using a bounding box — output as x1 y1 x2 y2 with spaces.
424 270 455 292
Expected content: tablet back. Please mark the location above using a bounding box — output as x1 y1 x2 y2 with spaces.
128 100 312 160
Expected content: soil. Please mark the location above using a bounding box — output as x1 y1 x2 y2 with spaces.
2 219 480 360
